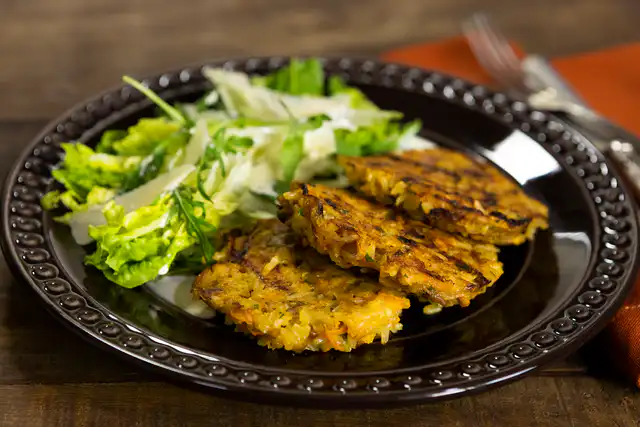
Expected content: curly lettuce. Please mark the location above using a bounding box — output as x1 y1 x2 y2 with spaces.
100 118 182 156
85 196 195 288
42 144 140 214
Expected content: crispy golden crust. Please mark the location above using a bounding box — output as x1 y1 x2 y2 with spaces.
193 219 409 353
278 183 503 307
338 148 549 245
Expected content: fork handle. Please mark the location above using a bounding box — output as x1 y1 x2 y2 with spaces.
522 56 588 107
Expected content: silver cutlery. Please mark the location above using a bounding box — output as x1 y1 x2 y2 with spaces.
462 13 640 198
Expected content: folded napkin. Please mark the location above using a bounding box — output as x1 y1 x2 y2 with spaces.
382 37 640 386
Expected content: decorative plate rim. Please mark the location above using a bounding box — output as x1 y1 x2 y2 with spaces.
2 56 638 407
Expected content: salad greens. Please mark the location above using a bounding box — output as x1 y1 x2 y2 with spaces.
42 58 434 289
251 58 324 96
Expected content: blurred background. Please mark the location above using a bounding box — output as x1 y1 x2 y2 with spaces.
1 0 638 120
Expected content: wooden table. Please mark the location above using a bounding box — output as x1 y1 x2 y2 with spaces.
1 0 639 425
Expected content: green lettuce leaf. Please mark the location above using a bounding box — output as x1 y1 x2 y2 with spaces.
42 186 118 223
279 130 305 186
251 58 325 96
121 128 191 191
43 118 188 215
95 130 127 154
85 196 196 288
48 143 140 205
327 75 378 110
68 164 196 245
335 119 422 156
110 118 183 156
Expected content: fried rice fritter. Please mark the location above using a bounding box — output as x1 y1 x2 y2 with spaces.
278 183 504 308
338 148 549 245
193 219 409 352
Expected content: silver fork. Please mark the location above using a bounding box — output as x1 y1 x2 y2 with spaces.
462 13 640 197
462 14 587 108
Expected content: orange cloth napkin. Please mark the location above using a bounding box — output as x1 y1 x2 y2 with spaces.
382 36 640 136
382 37 640 386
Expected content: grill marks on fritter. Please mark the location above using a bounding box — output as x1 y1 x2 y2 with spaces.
337 189 490 291
339 148 549 245
229 237 250 263
222 228 283 292
380 152 509 215
398 238 489 293
384 153 465 182
278 183 503 307
411 235 489 289
193 220 410 352
489 211 532 226
397 236 417 246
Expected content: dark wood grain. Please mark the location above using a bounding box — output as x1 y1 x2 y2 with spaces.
1 0 639 121
1 0 640 425
0 377 638 427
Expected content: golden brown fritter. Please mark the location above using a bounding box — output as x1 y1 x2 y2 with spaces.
193 219 409 353
278 183 503 308
338 148 549 245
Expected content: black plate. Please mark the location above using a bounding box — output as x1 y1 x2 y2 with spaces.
2 57 638 408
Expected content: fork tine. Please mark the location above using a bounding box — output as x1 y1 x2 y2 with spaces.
462 13 529 97
462 16 519 88
473 14 522 76
462 19 500 74
465 14 525 90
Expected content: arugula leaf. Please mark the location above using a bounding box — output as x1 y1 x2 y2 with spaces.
122 76 187 125
171 187 217 263
199 126 227 195
225 135 254 152
169 247 216 275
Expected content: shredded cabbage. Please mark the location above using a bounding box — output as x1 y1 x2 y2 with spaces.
41 58 432 289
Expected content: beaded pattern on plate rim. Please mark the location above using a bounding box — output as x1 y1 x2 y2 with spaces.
3 57 637 397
